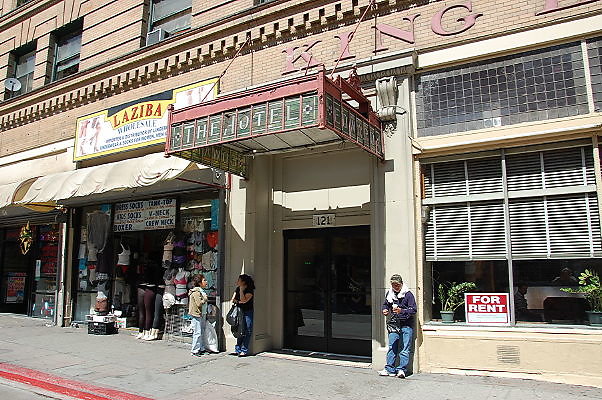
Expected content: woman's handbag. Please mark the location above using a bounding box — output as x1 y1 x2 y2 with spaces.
226 304 241 326
226 304 245 338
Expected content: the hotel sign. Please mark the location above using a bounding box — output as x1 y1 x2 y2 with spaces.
170 93 319 150
74 78 218 161
167 71 384 178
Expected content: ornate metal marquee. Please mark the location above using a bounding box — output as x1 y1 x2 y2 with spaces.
165 70 384 178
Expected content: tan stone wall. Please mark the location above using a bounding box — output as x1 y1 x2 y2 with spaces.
420 326 602 387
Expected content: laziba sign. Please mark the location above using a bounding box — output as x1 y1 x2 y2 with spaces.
113 198 176 232
464 293 510 324
74 79 218 161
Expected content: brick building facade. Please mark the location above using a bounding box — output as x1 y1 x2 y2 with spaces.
0 0 601 387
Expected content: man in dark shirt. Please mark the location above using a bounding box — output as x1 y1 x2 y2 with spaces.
378 274 417 378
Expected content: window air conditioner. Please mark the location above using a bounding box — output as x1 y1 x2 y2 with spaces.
146 28 167 46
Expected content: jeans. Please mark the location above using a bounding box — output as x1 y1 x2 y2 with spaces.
191 316 204 354
385 325 413 373
235 310 253 354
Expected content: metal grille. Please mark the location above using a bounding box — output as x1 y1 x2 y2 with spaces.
543 147 588 188
587 36 602 112
497 345 520 365
427 201 506 261
547 194 593 256
163 304 192 345
506 147 594 192
416 41 588 137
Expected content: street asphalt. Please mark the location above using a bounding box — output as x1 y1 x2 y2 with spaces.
0 314 601 400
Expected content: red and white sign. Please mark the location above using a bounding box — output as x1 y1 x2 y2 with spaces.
464 293 510 325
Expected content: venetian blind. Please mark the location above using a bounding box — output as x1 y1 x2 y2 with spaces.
424 157 506 261
424 146 601 261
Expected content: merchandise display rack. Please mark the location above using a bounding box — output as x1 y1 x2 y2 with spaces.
164 304 192 345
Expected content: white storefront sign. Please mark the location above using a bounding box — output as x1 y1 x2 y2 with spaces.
465 293 510 325
113 198 176 232
74 78 218 161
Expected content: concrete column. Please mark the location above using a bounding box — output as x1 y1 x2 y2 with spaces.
371 74 418 370
223 155 273 355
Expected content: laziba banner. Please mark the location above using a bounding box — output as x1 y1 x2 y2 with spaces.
73 78 218 161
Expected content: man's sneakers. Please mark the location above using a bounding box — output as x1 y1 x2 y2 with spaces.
378 369 406 378
378 369 396 377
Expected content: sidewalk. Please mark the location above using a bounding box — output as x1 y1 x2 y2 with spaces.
0 314 601 400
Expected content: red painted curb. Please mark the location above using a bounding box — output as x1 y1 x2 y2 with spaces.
0 363 155 400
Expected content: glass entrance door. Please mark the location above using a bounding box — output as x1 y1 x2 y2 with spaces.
284 226 371 357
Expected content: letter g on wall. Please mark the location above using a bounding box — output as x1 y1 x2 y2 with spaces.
431 1 483 36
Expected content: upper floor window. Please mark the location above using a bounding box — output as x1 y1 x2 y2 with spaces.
150 0 191 37
16 0 34 7
10 45 36 97
52 21 82 81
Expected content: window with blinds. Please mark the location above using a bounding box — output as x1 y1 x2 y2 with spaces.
423 145 601 261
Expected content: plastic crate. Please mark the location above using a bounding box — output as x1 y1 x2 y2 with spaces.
87 321 118 335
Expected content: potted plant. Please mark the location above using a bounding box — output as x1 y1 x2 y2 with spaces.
437 282 477 323
561 269 602 327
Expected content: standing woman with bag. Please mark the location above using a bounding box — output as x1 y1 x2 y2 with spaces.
189 274 208 356
231 274 255 356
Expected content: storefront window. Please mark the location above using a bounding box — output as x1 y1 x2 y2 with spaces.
72 193 222 347
513 260 602 324
431 261 509 322
0 224 60 320
423 144 602 326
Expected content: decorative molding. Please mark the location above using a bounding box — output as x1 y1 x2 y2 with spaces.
376 76 398 120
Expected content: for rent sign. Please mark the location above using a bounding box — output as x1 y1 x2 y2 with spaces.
465 293 510 325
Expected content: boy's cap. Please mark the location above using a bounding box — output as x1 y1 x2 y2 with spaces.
390 274 403 284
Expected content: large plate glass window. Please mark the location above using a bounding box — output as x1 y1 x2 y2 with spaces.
422 145 602 326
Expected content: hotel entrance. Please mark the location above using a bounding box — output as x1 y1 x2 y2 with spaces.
283 226 371 357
